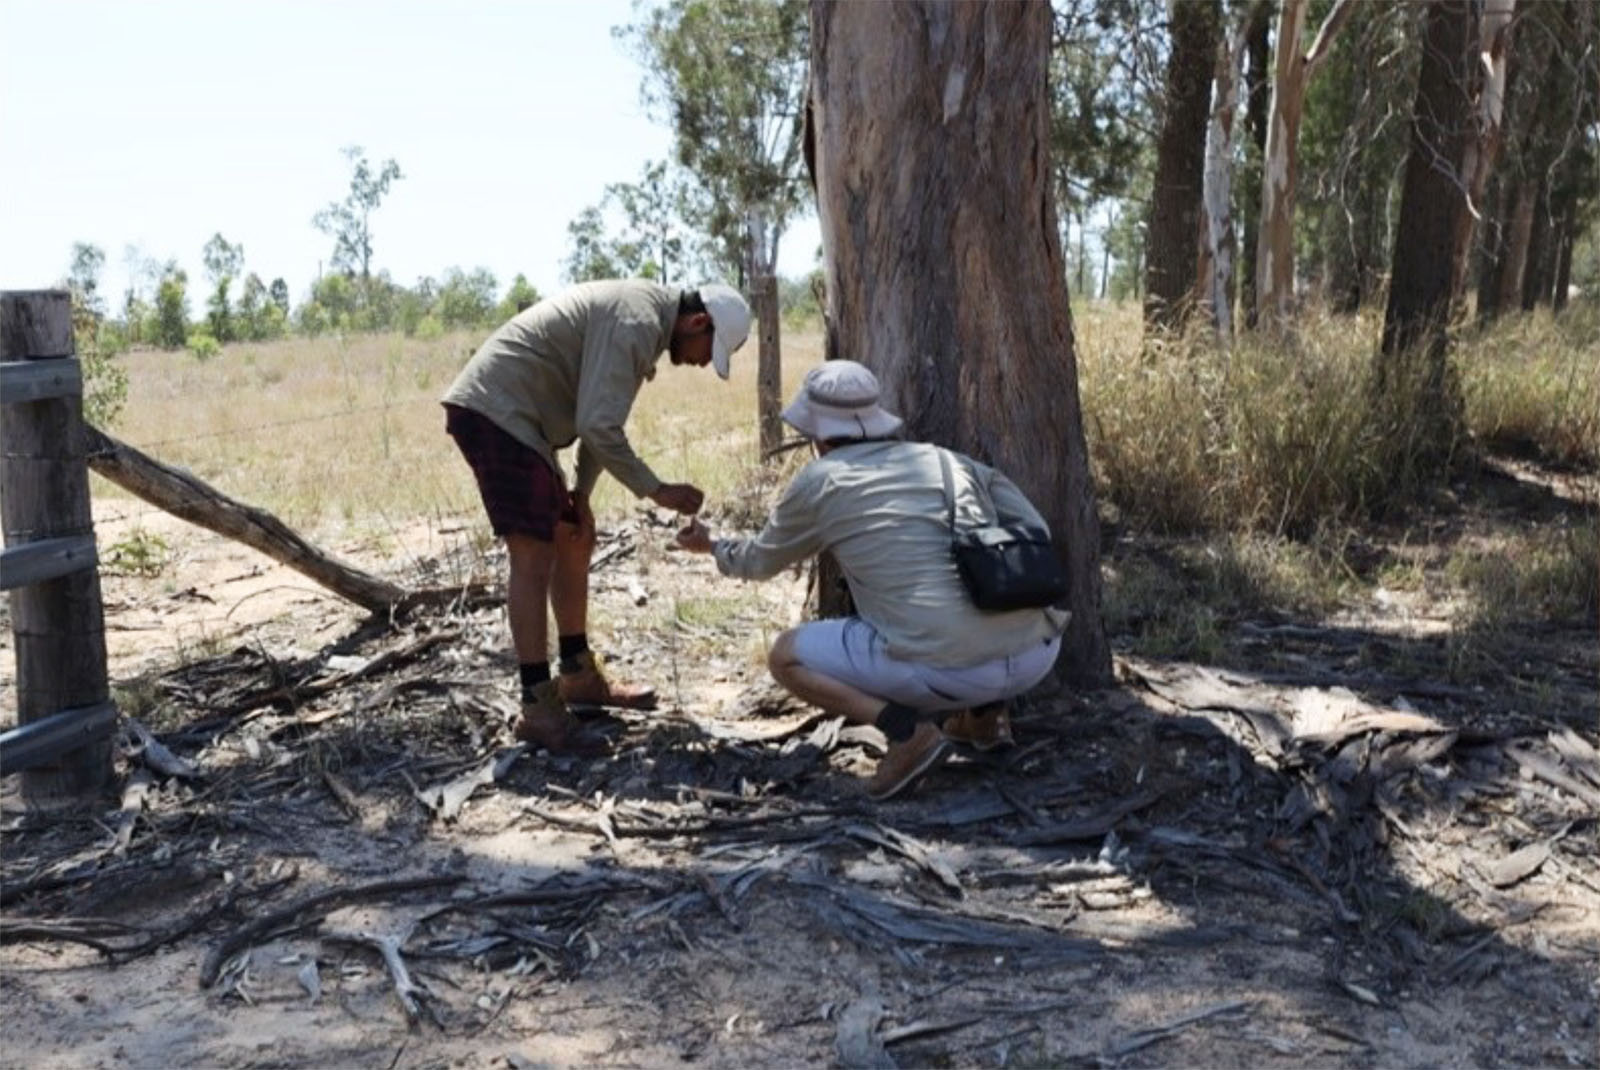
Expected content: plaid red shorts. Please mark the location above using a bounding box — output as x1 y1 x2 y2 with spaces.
445 404 578 539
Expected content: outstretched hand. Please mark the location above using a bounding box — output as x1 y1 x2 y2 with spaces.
651 482 705 516
675 518 714 554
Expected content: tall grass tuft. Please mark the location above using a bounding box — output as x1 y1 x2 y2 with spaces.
1459 302 1600 469
1078 305 1460 535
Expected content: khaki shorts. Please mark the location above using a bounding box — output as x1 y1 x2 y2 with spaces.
788 617 1059 712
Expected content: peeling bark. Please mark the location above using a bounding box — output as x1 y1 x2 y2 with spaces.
808 0 1111 686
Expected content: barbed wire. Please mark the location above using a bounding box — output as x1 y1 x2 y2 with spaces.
115 394 443 454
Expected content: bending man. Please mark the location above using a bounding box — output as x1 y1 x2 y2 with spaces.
444 279 751 755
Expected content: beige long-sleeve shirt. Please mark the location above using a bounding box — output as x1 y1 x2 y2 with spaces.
713 440 1070 667
440 280 679 498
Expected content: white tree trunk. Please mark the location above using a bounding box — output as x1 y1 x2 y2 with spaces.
1203 20 1247 341
1452 0 1516 295
1254 0 1354 326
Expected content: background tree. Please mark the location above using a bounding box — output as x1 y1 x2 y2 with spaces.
313 146 404 308
809 0 1112 687
1254 0 1355 326
620 0 809 282
201 232 245 342
497 274 541 321
562 205 630 283
1299 2 1419 313
153 260 190 350
1048 0 1159 297
1380 0 1477 448
1143 0 1218 330
68 242 107 316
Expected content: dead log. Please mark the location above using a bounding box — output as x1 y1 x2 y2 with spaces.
83 425 405 612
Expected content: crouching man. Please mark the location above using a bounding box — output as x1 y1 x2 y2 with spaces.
676 360 1067 799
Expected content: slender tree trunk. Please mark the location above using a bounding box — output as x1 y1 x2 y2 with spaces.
809 0 1111 687
1551 193 1576 313
1521 182 1553 310
1475 173 1511 325
1202 18 1247 340
1256 0 1355 326
1239 1 1272 329
1145 0 1219 331
1450 0 1516 299
1382 0 1477 362
1498 179 1538 313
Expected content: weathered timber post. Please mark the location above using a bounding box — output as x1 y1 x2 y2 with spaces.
753 274 783 460
0 290 115 802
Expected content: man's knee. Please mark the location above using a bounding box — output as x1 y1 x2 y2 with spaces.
505 534 555 575
766 628 803 680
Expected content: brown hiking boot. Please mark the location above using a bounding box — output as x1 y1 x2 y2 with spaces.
558 650 658 711
866 722 952 801
942 702 1014 752
514 681 611 757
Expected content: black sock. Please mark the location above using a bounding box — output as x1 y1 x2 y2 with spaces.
875 702 920 743
558 633 589 674
519 661 551 701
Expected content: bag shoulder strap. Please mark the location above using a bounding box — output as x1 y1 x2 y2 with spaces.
935 446 959 534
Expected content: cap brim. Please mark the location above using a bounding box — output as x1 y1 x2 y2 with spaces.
712 336 732 380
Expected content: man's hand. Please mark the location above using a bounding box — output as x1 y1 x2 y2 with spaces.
651 482 705 516
566 490 596 542
675 518 714 554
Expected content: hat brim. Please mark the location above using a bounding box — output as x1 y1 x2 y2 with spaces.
712 334 732 380
781 396 903 441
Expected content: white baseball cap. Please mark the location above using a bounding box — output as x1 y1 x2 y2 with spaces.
699 283 753 380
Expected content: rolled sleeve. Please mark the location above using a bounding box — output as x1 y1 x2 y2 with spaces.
573 320 663 498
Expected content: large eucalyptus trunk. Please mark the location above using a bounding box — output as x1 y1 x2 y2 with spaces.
808 0 1112 687
1144 0 1220 331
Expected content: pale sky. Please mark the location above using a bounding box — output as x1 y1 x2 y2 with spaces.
0 0 821 308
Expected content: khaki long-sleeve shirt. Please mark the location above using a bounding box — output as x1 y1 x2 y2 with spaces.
440 280 679 498
712 440 1070 668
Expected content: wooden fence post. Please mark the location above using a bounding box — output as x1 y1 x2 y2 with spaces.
754 274 783 460
0 290 114 803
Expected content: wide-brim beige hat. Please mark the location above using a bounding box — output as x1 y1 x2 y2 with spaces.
781 359 904 441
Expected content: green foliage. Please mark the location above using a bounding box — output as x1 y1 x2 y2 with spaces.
313 145 403 282
68 290 128 428
188 330 221 362
68 242 107 315
103 528 171 578
618 0 809 277
153 262 189 349
779 268 823 329
496 274 541 321
435 267 499 328
563 205 628 283
201 232 245 342
562 159 702 284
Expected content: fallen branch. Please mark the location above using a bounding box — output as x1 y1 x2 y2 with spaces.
84 424 405 612
325 922 434 1027
199 873 465 988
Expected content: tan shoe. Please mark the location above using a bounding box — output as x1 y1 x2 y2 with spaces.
558 651 658 711
514 681 611 757
866 722 951 801
942 703 1014 752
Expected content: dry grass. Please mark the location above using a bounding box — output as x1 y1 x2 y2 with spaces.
99 328 825 540
1460 303 1600 469
1075 300 1599 536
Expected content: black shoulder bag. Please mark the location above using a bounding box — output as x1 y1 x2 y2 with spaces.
937 448 1069 612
